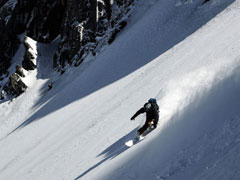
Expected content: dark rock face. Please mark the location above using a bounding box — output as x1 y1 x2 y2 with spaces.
0 0 38 76
0 0 65 76
0 36 37 98
27 0 66 43
22 50 36 71
1 63 28 98
22 37 37 70
0 0 135 99
16 65 25 77
54 0 135 71
0 0 135 76
10 73 27 95
2 73 27 98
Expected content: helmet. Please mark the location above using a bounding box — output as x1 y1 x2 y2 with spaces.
148 98 156 104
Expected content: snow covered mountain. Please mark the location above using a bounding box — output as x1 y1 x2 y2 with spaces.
1 0 240 179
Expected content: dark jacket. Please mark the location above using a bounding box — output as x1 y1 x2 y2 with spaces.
131 102 159 123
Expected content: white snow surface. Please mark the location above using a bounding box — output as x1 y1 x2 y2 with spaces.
1 0 240 179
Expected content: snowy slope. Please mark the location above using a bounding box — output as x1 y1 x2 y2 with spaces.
1 0 240 180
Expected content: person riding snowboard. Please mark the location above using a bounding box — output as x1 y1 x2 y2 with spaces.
131 98 159 137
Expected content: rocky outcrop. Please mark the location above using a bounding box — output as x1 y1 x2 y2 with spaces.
0 36 37 99
22 50 36 71
0 0 65 76
0 0 38 76
16 65 25 77
0 0 136 99
10 73 27 95
22 37 37 70
1 71 27 98
1 0 135 75
53 0 135 71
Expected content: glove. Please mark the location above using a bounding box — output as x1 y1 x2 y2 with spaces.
130 117 135 121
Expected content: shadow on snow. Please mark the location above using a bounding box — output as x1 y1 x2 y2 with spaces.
74 128 138 180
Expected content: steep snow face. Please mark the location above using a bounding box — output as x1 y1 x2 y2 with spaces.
1 0 240 180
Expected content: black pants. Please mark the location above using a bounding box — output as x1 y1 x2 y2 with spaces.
137 119 157 135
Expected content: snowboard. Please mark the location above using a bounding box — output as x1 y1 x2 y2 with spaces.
125 135 145 147
125 126 155 147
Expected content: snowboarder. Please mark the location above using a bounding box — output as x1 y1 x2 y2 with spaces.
130 98 159 137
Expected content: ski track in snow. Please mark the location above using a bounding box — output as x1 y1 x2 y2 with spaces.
1 0 240 180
